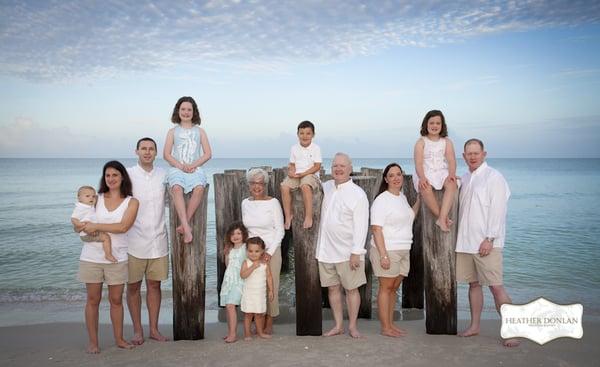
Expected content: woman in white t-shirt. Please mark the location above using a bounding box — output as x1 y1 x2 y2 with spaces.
369 163 419 338
73 160 139 354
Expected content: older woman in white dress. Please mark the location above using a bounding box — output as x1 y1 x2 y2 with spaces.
241 168 285 335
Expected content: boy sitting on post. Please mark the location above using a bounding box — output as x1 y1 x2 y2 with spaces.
281 120 322 230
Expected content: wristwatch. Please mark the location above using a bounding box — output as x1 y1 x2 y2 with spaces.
485 237 495 243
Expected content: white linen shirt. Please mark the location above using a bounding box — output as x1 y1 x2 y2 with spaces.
127 164 168 259
241 198 285 256
369 190 414 251
316 179 369 263
456 162 510 254
290 142 322 177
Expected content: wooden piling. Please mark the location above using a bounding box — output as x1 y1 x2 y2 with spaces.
401 175 424 309
170 185 209 340
292 186 323 336
421 188 457 334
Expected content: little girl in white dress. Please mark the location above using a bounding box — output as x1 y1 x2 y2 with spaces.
240 236 274 340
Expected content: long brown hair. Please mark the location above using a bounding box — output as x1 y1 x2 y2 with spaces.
376 163 403 198
171 96 201 125
224 222 249 259
420 109 448 137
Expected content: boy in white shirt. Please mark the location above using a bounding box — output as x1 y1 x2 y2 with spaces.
281 120 322 230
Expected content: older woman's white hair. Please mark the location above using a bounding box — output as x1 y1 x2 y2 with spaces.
246 167 269 185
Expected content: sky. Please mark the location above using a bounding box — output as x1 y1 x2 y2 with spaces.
1 0 600 158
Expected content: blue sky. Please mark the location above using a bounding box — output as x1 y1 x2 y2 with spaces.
1 0 599 158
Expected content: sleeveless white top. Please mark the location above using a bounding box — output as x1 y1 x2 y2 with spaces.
79 194 132 263
414 137 449 191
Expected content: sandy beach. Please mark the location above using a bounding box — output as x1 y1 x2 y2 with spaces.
1 318 597 367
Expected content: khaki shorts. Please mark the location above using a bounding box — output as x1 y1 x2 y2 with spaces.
319 260 366 290
128 254 169 283
78 260 128 285
369 247 410 278
281 174 320 190
267 247 282 317
456 248 503 286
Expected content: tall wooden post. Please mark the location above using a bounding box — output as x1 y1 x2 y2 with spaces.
351 176 377 319
422 189 457 334
170 185 209 340
292 186 323 336
402 175 424 309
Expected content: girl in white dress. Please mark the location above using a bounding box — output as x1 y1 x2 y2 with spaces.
240 237 274 340
413 110 458 232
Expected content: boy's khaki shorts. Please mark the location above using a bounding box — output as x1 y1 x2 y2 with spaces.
456 248 503 286
369 247 410 278
128 254 169 283
319 260 366 290
281 174 320 190
78 260 128 285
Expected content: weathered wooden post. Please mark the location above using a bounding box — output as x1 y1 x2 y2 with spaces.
422 189 458 334
292 186 323 336
214 171 247 306
169 186 209 340
351 175 377 319
402 175 424 309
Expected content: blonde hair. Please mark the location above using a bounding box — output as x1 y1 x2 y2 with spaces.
77 185 96 198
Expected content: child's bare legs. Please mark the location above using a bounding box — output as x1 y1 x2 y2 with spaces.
281 184 293 230
171 185 192 243
224 304 238 343
185 185 205 224
99 232 117 263
438 179 457 232
300 184 313 229
255 313 271 339
243 313 253 340
420 184 440 219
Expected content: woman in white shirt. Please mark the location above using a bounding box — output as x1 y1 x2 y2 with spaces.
73 161 139 353
241 168 285 335
370 163 419 337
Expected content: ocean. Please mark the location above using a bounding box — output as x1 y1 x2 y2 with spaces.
1 158 599 326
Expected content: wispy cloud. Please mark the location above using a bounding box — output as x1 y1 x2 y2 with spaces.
1 0 599 82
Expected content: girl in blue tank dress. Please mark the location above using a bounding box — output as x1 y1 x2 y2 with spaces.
219 222 249 343
163 96 212 244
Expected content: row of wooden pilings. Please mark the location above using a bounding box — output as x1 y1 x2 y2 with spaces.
168 166 457 340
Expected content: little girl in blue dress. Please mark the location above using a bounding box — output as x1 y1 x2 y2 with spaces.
219 222 249 343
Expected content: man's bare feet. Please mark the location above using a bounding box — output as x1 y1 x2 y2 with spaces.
348 327 363 339
503 338 520 347
303 217 313 229
224 335 237 343
323 327 344 337
381 328 403 337
176 225 184 234
105 254 118 263
116 339 135 350
149 331 169 342
390 324 407 336
131 333 144 345
284 217 292 230
458 326 480 337
258 333 272 339
86 344 100 354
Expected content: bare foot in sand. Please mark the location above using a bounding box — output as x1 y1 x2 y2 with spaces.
105 254 118 263
391 324 408 336
116 339 135 350
258 333 272 339
381 328 403 338
86 344 100 354
284 217 292 230
224 335 237 343
263 326 272 335
149 331 169 342
244 335 252 341
131 333 144 345
503 338 520 347
348 327 363 339
176 225 184 234
458 326 480 337
303 217 313 229
323 327 344 337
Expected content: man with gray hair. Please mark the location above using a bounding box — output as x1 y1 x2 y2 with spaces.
316 152 369 338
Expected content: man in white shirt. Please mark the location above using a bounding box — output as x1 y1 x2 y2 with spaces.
126 137 169 344
456 139 519 347
316 153 369 338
